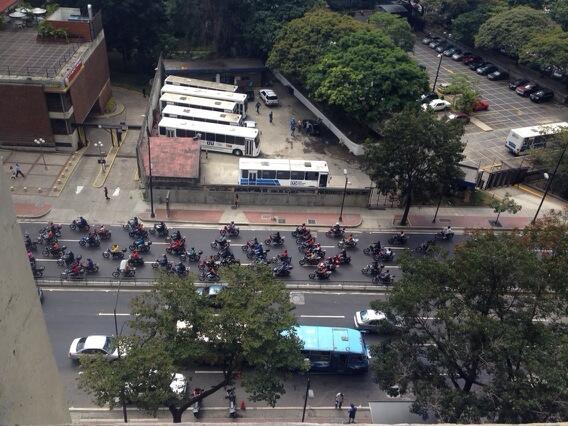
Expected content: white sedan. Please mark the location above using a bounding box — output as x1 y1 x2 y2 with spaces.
422 99 452 111
69 335 119 360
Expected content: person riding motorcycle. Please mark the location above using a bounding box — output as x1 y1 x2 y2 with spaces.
172 229 182 242
175 262 186 275
129 216 139 229
87 231 98 245
45 229 55 242
63 250 75 265
77 216 88 228
156 221 166 232
280 249 291 265
441 226 453 237
332 222 343 234
370 260 383 276
187 247 198 258
86 258 95 271
51 240 62 252
130 249 141 261
399 231 406 240
159 254 169 267
371 240 381 252
254 244 265 258
346 233 354 244
316 262 328 277
297 223 308 235
339 249 349 261
27 250 36 266
24 233 32 247
111 243 121 254
380 270 392 282
227 221 236 232
70 261 81 275
271 231 283 244
171 238 184 251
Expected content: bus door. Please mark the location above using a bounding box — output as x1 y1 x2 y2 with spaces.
331 352 348 373
166 128 175 137
248 170 257 185
245 138 254 156
319 173 328 188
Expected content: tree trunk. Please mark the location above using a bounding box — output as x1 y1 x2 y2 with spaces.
400 191 412 226
169 407 183 424
495 210 501 224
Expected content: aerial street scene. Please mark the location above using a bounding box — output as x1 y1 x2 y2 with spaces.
1 0 568 425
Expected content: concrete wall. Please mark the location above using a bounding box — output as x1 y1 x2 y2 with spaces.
0 173 70 425
273 71 365 156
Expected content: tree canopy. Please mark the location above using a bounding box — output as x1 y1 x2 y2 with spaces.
533 129 568 199
78 265 305 423
519 27 568 75
368 12 415 51
364 107 465 225
306 30 428 123
371 227 568 422
550 0 568 31
451 3 505 46
475 6 557 58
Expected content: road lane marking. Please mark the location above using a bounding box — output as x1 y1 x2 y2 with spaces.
113 187 120 197
98 313 130 316
36 258 59 262
300 315 345 319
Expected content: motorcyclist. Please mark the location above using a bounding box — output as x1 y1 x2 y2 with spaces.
78 216 88 228
159 254 169 267
271 231 282 244
297 223 308 235
45 229 55 242
346 233 354 244
172 229 182 242
187 247 198 257
27 250 36 266
399 231 406 240
64 250 75 265
339 249 348 261
316 262 328 277
86 258 95 271
171 238 184 251
156 221 166 232
51 240 62 252
380 270 392 282
47 221 56 233
332 222 342 234
129 216 139 229
24 233 32 247
227 221 236 232
175 262 186 275
371 240 382 252
111 243 121 254
303 237 316 248
130 249 141 261
381 247 393 259
254 244 265 258
71 261 81 275
371 260 383 276
441 226 453 237
279 249 291 265
87 231 98 245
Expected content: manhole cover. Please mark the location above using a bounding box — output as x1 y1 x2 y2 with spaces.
277 218 286 224
307 219 316 225
290 292 305 305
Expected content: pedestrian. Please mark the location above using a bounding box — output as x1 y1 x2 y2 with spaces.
297 119 303 134
255 101 261 114
9 166 16 180
15 163 24 178
142 87 146 98
347 403 357 423
269 111 273 124
104 186 110 200
234 193 239 209
335 392 344 409
290 123 296 137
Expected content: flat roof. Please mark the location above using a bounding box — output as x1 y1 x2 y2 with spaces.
164 75 238 92
511 122 568 138
160 92 237 110
161 85 248 103
142 137 200 179
163 57 265 73
295 326 366 355
0 29 81 78
162 104 242 123
159 116 259 138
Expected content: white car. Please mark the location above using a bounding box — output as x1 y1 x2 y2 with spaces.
354 309 401 332
244 120 257 128
259 89 279 106
422 99 451 111
68 335 119 360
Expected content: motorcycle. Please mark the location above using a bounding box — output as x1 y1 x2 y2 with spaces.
42 244 66 258
122 218 140 232
37 232 57 245
61 268 85 280
252 250 271 264
241 239 259 253
94 226 111 240
273 263 293 277
173 264 189 277
264 235 285 247
39 224 62 238
151 258 174 271
199 270 220 282
363 243 382 256
323 257 339 273
210 239 230 250
332 253 351 265
414 240 436 253
102 247 127 260
25 239 38 252
128 255 145 267
215 247 237 261
388 234 408 245
112 265 136 279
298 240 317 251
308 270 332 280
31 265 45 278
435 231 454 241
373 249 395 262
291 227 310 238
220 225 240 237
166 240 185 256
372 272 394 285
129 227 149 239
295 233 313 244
325 227 345 238
299 254 324 266
149 223 169 238
129 239 152 253
70 219 90 232
219 256 240 267
83 262 100 273
181 249 203 262
57 252 77 267
337 238 358 249
79 235 101 248
361 263 384 276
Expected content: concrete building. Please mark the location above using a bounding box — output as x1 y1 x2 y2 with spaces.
0 5 111 151
0 172 70 425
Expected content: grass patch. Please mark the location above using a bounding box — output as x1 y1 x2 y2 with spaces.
444 190 494 207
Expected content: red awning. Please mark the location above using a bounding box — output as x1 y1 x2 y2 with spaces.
0 0 18 13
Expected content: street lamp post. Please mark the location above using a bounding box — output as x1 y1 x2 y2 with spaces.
34 138 47 170
432 54 444 92
113 281 128 423
147 136 155 219
301 358 311 423
532 141 568 223
94 141 106 172
338 169 348 223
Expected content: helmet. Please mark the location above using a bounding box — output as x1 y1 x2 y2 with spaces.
230 221 234 225
336 222 339 226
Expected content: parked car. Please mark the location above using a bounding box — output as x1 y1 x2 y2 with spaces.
530 88 554 103
446 111 470 124
516 82 539 97
420 91 439 104
468 60 487 71
435 43 449 53
452 50 470 61
69 335 119 361
259 89 279 106
476 64 498 75
463 55 482 65
509 78 529 90
487 69 509 81
429 38 443 48
422 35 434 44
443 46 458 57
422 99 452 111
473 99 490 111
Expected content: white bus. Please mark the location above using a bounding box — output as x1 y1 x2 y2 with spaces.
162 104 243 127
505 122 568 155
158 116 260 157
238 158 329 187
159 92 238 114
161 85 248 116
164 75 238 93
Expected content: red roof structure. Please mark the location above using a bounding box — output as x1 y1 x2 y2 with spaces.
142 137 200 185
0 0 18 13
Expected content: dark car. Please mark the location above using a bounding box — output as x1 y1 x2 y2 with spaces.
435 43 449 53
429 38 443 48
468 60 486 71
487 69 509 81
516 82 539 96
530 88 554 103
508 78 529 90
422 35 434 44
443 47 459 57
452 50 470 61
476 64 498 75
463 55 482 65
420 92 439 104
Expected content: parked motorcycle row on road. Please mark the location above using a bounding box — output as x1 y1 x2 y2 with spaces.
24 217 456 284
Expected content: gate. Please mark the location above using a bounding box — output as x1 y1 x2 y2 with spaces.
477 166 531 190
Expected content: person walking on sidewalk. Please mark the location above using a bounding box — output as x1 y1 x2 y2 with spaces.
269 111 273 124
104 186 110 200
15 163 25 178
9 166 16 180
255 101 261 114
347 403 357 423
234 193 239 209
335 392 344 409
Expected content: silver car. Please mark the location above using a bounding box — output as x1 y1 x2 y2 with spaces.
69 335 119 360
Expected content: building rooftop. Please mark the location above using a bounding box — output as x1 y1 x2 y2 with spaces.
143 137 200 180
163 57 265 74
0 29 81 78
0 0 17 14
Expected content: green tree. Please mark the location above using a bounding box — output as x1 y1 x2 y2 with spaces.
550 0 568 30
507 0 544 7
78 266 305 423
368 12 415 51
475 6 557 58
451 3 505 46
267 8 366 81
421 0 478 26
519 27 568 75
533 129 568 198
306 29 428 123
489 191 522 225
364 107 465 226
371 230 568 422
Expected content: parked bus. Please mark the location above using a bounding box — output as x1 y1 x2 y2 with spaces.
159 92 238 114
164 75 238 93
238 158 329 188
295 325 369 373
158 116 260 157
161 85 248 116
505 122 568 155
162 104 243 127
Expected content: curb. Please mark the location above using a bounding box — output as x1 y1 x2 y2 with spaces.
92 141 122 188
90 102 126 119
15 204 52 219
139 215 363 228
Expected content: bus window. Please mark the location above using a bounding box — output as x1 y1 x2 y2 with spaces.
305 172 319 181
166 128 175 137
160 127 166 136
262 170 276 179
241 170 248 179
226 135 235 144
277 170 290 180
319 174 328 187
291 171 304 180
306 351 331 369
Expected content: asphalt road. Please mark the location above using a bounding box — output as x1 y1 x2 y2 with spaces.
43 289 389 408
22 223 463 284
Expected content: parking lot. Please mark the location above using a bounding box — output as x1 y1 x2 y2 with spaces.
413 42 568 168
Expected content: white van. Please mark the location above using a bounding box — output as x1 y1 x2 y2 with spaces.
505 122 568 155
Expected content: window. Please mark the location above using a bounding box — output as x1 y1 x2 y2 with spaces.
215 133 225 143
305 172 319 181
226 135 235 144
177 129 187 137
50 119 72 135
261 170 276 179
160 127 166 136
241 170 248 178
277 170 290 180
291 171 304 180
234 136 244 146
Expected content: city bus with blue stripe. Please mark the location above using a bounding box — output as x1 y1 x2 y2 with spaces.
161 85 248 116
238 158 329 187
295 325 369 373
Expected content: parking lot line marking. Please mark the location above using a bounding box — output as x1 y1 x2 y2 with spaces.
469 117 493 132
442 67 454 74
98 313 130 316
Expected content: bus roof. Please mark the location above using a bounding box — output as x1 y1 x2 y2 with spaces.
161 85 248 103
162 104 242 124
511 122 568 138
158 116 259 138
164 75 238 93
294 325 366 354
160 93 237 110
238 158 329 172
289 159 329 173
